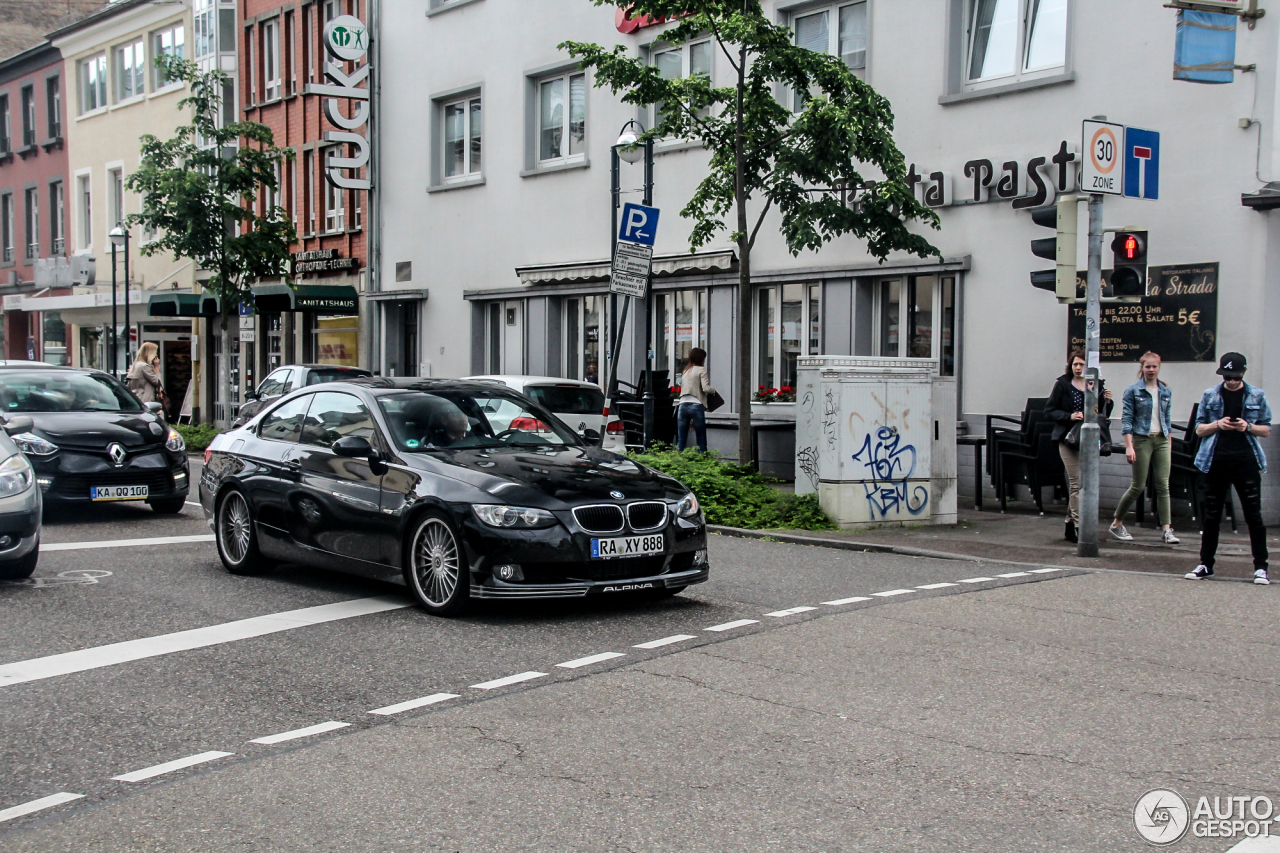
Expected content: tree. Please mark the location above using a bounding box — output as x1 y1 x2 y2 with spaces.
562 0 940 465
126 55 296 426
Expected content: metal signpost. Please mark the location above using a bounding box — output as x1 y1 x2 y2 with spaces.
602 201 660 446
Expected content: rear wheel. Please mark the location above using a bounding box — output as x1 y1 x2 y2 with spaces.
150 497 186 514
215 490 274 576
0 542 38 580
404 513 469 616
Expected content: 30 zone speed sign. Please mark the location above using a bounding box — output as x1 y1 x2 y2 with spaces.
1082 120 1125 195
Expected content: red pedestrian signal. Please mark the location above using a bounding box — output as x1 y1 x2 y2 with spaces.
1109 230 1148 297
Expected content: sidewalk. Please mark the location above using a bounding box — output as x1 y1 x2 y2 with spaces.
726 505 1276 581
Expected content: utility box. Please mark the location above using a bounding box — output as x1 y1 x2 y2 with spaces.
795 357 956 529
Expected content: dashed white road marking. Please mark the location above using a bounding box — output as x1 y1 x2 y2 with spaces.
705 619 759 632
916 582 959 590
0 596 411 688
958 577 995 584
997 572 1031 578
822 596 872 606
871 589 915 597
634 634 697 649
42 534 215 552
557 652 626 669
1028 568 1064 574
250 721 350 745
113 751 233 783
369 693 460 716
0 792 85 823
765 606 818 617
471 671 547 690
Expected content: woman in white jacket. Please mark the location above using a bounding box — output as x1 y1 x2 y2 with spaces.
126 341 164 404
675 347 716 452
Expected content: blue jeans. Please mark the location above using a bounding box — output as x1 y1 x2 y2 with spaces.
676 403 707 452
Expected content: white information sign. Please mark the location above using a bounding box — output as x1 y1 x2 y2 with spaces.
609 241 654 298
1082 120 1125 196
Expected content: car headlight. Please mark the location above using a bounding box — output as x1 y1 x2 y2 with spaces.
675 492 701 519
473 504 557 529
11 433 57 456
166 427 186 453
0 453 34 497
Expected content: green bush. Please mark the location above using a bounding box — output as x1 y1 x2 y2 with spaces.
174 422 222 453
629 445 835 531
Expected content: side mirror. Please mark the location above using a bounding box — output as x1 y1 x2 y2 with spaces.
580 428 601 444
332 435 374 459
3 416 33 435
146 402 164 414
244 390 259 402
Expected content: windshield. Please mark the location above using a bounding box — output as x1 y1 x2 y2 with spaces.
524 385 604 415
377 388 581 451
0 371 143 413
305 368 371 386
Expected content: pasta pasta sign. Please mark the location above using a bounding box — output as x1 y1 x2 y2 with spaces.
907 141 1079 210
615 6 687 32
307 15 372 191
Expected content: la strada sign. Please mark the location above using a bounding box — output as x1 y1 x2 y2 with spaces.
907 140 1080 210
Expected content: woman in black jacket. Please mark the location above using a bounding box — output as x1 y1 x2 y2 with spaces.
1046 349 1114 542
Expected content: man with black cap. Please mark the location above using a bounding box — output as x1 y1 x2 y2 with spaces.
1186 352 1272 584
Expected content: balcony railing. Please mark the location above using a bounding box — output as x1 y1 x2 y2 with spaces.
52 236 64 254
25 243 38 260
2 246 12 263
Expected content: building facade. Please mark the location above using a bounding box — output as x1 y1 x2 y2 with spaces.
372 0 1280 519
0 41 71 363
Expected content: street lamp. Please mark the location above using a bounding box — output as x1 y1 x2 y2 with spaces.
109 225 130 373
603 120 654 446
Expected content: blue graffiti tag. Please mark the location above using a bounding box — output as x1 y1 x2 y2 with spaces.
850 427 929 518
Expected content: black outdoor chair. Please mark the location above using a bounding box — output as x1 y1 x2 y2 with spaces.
998 420 1067 513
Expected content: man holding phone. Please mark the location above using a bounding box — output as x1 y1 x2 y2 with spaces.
1186 352 1273 584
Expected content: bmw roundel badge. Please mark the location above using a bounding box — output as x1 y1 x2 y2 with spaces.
610 490 625 500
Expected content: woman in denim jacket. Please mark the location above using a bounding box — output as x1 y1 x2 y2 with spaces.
1109 352 1178 544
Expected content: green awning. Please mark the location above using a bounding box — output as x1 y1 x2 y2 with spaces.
252 284 359 314
148 292 221 317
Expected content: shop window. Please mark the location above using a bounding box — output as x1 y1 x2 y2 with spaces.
153 23 185 88
792 1 867 110
536 72 585 165
264 314 287 371
756 284 820 392
652 289 707 385
310 315 359 366
964 0 1068 89
443 95 482 180
562 296 605 385
42 311 66 366
115 38 146 102
874 275 956 369
1 193 13 263
212 333 242 423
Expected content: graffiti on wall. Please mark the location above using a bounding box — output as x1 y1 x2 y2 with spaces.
850 426 929 519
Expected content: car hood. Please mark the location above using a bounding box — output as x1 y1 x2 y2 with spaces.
23 411 166 449
402 445 685 506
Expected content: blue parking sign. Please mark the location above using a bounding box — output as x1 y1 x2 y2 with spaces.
1124 127 1160 200
618 203 660 246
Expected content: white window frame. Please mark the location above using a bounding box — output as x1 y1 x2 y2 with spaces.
442 95 482 181
50 181 64 255
75 171 92 252
24 187 39 260
649 38 713 135
193 0 215 60
650 288 709 384
107 166 124 228
535 72 586 166
753 283 822 392
20 85 35 147
561 295 609 387
963 0 1069 90
152 23 186 89
46 75 61 138
1 193 14 263
261 18 281 101
79 54 107 114
791 2 868 111
114 38 146 103
323 151 344 232
869 274 956 372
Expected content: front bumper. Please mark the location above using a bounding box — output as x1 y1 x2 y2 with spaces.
0 484 41 561
472 563 709 599
34 450 190 503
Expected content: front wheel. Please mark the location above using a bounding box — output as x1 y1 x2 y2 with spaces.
0 542 38 580
215 490 274 576
404 512 469 616
150 497 186 514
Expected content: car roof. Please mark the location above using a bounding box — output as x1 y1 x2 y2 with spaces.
343 377 524 394
0 360 60 369
270 364 371 373
464 375 603 389
0 362 109 375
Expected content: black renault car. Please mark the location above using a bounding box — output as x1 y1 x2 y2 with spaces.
200 378 709 616
0 365 190 513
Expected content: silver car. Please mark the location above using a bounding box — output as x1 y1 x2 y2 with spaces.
0 417 41 579
462 376 626 452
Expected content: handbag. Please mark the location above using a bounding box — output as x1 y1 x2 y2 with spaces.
1062 383 1113 456
705 389 725 412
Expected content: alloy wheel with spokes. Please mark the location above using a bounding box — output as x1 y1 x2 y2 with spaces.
405 514 468 615
216 489 273 575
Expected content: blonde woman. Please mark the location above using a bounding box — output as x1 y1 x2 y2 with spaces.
126 342 164 404
1110 352 1177 543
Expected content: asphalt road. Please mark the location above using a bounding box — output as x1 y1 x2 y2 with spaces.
1 473 1274 851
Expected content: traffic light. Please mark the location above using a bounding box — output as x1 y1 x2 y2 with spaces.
1109 230 1148 298
1030 194 1080 300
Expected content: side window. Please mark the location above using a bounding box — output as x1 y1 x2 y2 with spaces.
300 391 378 449
258 393 312 442
257 369 292 398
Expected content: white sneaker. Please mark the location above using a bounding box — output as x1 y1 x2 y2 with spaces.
1108 523 1133 541
1185 565 1213 580
1255 569 1271 586
1161 528 1181 545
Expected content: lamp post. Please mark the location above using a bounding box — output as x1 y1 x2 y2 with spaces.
109 241 118 377
109 225 130 372
603 120 654 446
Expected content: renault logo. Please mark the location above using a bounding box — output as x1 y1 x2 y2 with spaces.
107 443 126 467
